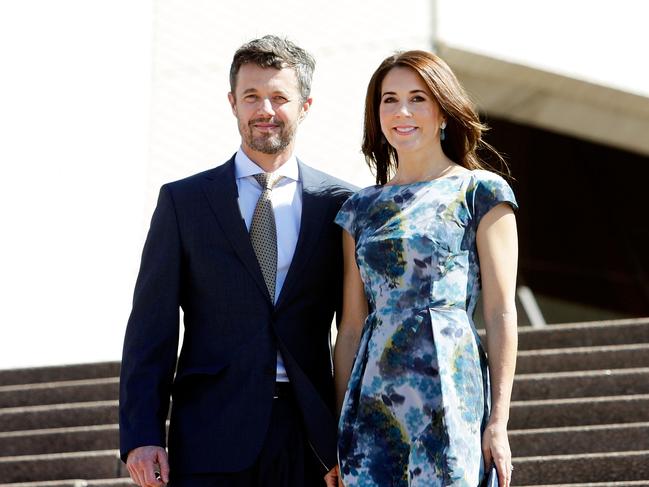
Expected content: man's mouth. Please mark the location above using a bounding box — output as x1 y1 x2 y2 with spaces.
251 119 281 131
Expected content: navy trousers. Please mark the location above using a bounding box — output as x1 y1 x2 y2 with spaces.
169 388 325 487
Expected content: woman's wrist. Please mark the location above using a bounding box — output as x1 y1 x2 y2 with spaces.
486 415 509 429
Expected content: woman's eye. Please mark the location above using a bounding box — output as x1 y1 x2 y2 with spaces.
412 96 425 102
382 97 397 103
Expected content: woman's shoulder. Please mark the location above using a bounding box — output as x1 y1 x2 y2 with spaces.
344 184 384 203
466 168 510 185
465 169 518 214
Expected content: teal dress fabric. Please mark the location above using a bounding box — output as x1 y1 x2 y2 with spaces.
335 170 517 487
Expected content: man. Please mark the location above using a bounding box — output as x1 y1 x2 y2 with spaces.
119 35 355 486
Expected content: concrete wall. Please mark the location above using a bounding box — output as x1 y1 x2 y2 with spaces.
436 0 649 156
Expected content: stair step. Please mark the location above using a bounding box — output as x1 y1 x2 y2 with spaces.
0 363 119 387
512 367 649 400
509 394 649 429
523 482 649 487
517 319 649 350
0 450 128 483
510 422 649 456
516 343 649 374
0 479 131 487
0 379 119 408
0 425 119 457
0 401 118 432
513 450 649 485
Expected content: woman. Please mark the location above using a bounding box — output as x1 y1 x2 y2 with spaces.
331 51 518 487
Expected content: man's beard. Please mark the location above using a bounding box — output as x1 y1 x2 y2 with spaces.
241 117 296 155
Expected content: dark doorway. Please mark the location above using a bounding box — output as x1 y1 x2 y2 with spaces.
482 117 649 322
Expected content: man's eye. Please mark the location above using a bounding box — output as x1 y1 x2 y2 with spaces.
273 96 288 103
244 95 258 102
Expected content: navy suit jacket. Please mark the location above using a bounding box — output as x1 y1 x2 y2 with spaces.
119 156 356 474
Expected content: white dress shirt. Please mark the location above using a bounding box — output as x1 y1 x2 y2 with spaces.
234 148 302 382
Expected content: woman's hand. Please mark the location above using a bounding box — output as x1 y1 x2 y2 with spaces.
324 464 345 487
482 421 513 487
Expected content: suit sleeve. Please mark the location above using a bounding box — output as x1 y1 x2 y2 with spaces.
119 185 182 462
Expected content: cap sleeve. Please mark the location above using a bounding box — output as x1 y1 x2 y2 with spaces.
335 193 357 238
471 171 518 225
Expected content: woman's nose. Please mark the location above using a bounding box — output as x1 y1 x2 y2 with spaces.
395 102 412 117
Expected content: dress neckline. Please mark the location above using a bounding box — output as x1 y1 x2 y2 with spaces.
377 170 474 190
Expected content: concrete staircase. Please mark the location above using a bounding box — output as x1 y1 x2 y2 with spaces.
509 318 649 486
0 318 647 486
0 362 129 486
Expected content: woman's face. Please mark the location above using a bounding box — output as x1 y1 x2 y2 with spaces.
379 66 445 156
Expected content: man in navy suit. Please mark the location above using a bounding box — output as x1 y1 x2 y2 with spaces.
119 35 355 486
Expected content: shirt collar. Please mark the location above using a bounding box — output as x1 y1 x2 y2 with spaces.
234 147 300 182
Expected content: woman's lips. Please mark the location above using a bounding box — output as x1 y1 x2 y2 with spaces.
394 126 417 134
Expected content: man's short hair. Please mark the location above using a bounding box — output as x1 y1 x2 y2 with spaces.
230 35 315 102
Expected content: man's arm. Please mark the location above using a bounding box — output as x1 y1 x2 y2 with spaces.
119 186 182 484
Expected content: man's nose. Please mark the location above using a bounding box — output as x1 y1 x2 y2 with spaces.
257 98 275 116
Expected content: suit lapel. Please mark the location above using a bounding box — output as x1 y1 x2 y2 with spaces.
200 157 272 302
275 161 330 309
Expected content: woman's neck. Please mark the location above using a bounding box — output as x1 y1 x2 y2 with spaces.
390 146 458 185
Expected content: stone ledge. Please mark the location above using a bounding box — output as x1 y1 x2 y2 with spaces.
510 394 649 429
510 422 649 456
0 379 119 408
0 450 128 483
0 364 120 387
513 450 649 485
0 424 119 457
0 401 118 432
516 343 649 373
0 479 132 487
512 367 649 400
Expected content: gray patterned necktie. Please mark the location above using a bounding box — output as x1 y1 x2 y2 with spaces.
250 173 283 301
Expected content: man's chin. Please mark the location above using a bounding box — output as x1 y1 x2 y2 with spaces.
256 146 285 155
249 138 288 155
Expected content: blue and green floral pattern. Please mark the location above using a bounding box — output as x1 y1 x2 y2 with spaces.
335 170 517 486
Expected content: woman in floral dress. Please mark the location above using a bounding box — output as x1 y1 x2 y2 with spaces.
329 51 518 487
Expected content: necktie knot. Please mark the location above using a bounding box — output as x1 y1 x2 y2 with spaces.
254 172 283 191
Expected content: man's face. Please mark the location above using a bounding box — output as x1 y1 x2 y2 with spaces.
228 64 311 156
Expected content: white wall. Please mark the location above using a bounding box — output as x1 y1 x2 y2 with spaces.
0 1 153 368
145 0 434 215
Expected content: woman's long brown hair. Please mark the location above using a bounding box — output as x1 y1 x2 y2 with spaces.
362 50 507 185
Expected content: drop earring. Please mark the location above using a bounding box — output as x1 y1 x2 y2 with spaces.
440 121 447 141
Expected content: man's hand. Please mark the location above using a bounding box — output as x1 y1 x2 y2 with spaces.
126 445 170 486
324 464 344 487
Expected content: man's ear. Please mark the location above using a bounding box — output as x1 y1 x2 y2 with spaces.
299 97 313 122
228 92 237 116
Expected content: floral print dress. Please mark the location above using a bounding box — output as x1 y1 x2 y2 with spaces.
335 170 517 487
